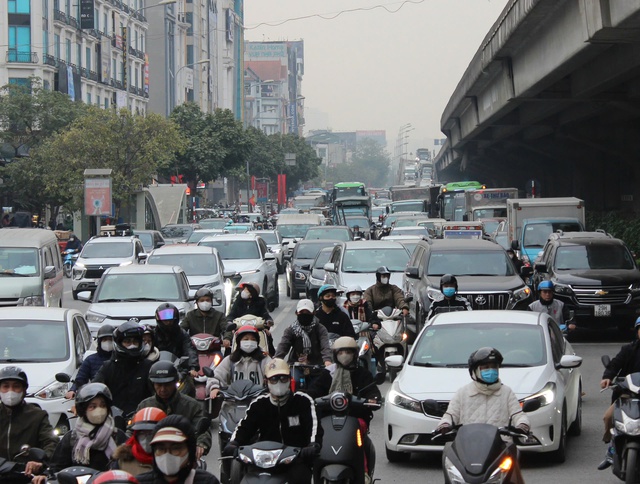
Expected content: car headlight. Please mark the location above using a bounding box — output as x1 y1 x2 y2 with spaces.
294 272 307 281
86 311 107 324
22 295 44 306
119 261 133 267
512 286 532 302
426 286 444 302
387 384 422 413
615 411 640 436
72 265 85 280
74 262 85 269
34 380 70 400
443 456 466 484
554 283 573 295
523 382 556 408
212 288 223 304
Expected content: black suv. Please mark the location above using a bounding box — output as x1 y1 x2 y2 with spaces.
404 239 532 333
532 231 640 331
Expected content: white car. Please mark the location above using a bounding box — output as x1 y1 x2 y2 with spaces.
384 310 582 463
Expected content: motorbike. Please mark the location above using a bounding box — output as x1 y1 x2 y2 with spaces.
601 355 640 483
314 392 381 484
0 447 46 484
230 441 301 484
191 332 224 418
45 466 99 484
289 362 325 392
231 314 271 355
352 319 376 377
61 248 78 278
372 307 407 381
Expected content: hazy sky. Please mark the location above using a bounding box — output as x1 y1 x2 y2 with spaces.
244 0 510 155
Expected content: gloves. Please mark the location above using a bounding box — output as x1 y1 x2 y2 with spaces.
516 423 530 434
222 442 239 457
434 423 451 436
299 443 320 462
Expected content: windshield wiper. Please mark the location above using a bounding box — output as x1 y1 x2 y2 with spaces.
0 358 30 362
501 363 531 368
97 298 126 302
443 363 469 368
126 297 165 302
412 362 443 367
0 272 29 277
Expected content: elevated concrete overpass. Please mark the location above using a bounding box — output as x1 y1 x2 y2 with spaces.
435 0 640 212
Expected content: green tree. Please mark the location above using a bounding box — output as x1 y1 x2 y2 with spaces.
325 139 391 188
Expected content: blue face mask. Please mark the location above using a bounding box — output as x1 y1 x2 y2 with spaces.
480 368 499 384
442 287 456 298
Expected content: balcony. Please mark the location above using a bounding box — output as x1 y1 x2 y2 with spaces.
134 48 145 60
115 79 124 90
53 9 67 23
6 51 39 63
43 54 57 67
80 67 89 78
88 29 101 40
90 71 99 82
69 16 78 29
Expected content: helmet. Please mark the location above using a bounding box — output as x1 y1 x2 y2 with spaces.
195 287 213 300
237 282 260 297
375 266 391 281
439 274 458 291
538 280 554 291
96 324 115 342
148 360 179 383
75 383 112 418
345 285 363 296
317 284 338 299
235 325 260 341
142 324 155 337
332 336 358 351
635 316 640 330
113 321 144 358
88 471 139 484
130 407 167 431
468 347 503 378
0 366 28 388
155 303 180 325
264 358 290 379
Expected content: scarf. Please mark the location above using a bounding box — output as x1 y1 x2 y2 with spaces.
344 301 367 323
127 433 153 465
290 319 316 354
73 415 117 465
329 365 353 394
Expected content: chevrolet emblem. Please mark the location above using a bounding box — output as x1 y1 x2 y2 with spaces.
595 290 608 296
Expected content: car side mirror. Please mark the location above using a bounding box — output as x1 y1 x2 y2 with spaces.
323 262 336 272
556 354 582 370
522 399 541 413
55 372 71 383
156 241 165 248
511 240 520 250
44 265 56 279
405 267 419 279
521 266 534 277
264 253 276 261
385 355 404 368
601 355 611 367
77 291 93 302
138 253 148 261
533 262 547 274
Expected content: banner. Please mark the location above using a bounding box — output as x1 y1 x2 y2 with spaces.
277 174 287 205
85 178 112 216
80 0 95 29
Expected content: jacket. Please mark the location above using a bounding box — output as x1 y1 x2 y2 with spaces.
48 427 127 473
603 340 640 401
314 306 356 339
137 469 219 484
137 391 212 451
439 381 529 429
364 282 408 311
206 354 272 392
180 308 228 339
112 442 152 476
0 402 58 461
343 300 379 325
93 355 154 416
227 296 272 324
275 321 333 365
529 299 567 330
155 325 199 371
70 348 112 392
427 295 472 320
231 392 322 448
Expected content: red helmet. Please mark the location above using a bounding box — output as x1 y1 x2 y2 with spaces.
88 470 139 484
129 407 167 431
235 325 260 341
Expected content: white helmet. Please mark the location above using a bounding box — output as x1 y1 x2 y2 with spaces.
345 285 363 296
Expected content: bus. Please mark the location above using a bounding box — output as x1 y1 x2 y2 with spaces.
439 181 485 221
331 182 366 202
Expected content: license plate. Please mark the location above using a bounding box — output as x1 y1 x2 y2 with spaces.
594 304 611 317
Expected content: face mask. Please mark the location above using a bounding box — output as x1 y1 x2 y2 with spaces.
86 407 108 425
442 287 456 298
268 381 290 397
337 353 354 367
240 290 251 300
380 277 389 285
100 340 114 352
137 433 153 454
155 452 188 476
124 343 139 350
349 295 361 304
480 368 499 384
323 298 336 308
197 301 212 312
240 340 258 353
298 313 314 326
0 391 23 407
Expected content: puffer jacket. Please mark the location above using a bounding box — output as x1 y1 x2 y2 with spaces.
111 442 153 476
0 402 59 461
439 381 529 429
155 325 199 371
364 282 408 312
48 427 128 473
70 347 112 392
529 299 567 330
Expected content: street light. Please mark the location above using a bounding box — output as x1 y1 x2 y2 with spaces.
170 58 210 79
124 0 177 111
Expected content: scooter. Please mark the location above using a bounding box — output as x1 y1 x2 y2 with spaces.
191 333 224 417
231 441 301 484
314 392 381 484
601 355 640 483
352 319 375 377
61 248 78 278
231 314 272 355
0 447 46 484
372 307 407 381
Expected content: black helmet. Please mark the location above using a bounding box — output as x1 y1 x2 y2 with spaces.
96 324 115 342
0 366 28 388
195 287 213 300
113 321 144 358
468 347 503 377
148 361 179 383
75 383 112 418
439 274 458 291
155 303 180 326
376 266 391 282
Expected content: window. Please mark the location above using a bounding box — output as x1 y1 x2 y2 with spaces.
43 0 48 18
186 12 193 35
9 0 30 13
97 94 101 106
187 45 194 65
103 12 108 35
87 92 91 103
86 47 91 70
43 30 48 56
94 8 99 29
104 97 109 109
54 33 60 58
8 26 31 61
77 44 82 67
8 78 30 87
65 38 71 62
112 59 116 81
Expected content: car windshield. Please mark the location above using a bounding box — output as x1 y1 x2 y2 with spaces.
394 218 425 227
199 219 228 229
187 231 224 243
400 241 419 254
161 226 193 238
474 209 507 220
96 273 182 301
147 254 218 276
295 244 326 260
342 248 409 273
410 323 546 367
314 249 333 268
306 228 350 241
277 224 315 238
199 240 260 260
82 242 133 258
0 248 39 276
480 220 501 234
523 222 582 248
255 232 278 244
495 233 509 250
393 202 424 212
225 225 251 234
427 250 515 276
345 218 368 230
135 233 153 249
391 227 430 237
0 320 69 362
555 245 635 270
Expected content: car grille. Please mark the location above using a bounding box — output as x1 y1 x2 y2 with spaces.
0 298 20 307
84 264 117 279
460 292 510 310
421 400 448 418
571 285 630 305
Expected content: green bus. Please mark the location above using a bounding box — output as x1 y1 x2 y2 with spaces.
332 182 366 201
440 181 485 221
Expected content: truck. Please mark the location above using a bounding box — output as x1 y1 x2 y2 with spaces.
506 197 586 264
390 186 430 202
464 188 518 221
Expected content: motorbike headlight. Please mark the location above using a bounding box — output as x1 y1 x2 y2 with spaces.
512 286 532 302
617 411 640 436
34 380 70 400
523 382 556 408
426 286 444 302
252 448 283 468
86 311 107 324
22 295 44 306
554 283 573 296
485 457 511 484
443 456 466 484
388 384 422 413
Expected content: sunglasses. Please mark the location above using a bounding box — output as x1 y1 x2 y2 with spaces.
267 375 290 384
157 308 176 321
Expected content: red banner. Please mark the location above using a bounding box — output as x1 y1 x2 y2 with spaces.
277 174 287 205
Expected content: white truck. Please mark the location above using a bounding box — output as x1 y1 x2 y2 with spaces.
506 197 586 264
463 188 518 221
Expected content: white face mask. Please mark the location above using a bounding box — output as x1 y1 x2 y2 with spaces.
197 301 212 312
268 381 290 397
155 452 188 476
0 391 23 407
240 340 258 353
240 290 251 300
100 340 114 352
124 343 139 350
349 295 362 304
137 433 153 454
380 277 390 285
86 407 108 425
337 353 355 367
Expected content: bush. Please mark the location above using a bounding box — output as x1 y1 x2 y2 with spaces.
586 212 640 257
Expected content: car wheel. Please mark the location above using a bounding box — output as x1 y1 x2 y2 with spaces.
551 404 567 463
286 278 291 297
72 290 79 301
568 383 582 437
385 445 410 463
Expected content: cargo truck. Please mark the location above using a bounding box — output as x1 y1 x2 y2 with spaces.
463 188 518 221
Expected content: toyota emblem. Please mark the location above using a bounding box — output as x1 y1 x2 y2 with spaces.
475 295 487 306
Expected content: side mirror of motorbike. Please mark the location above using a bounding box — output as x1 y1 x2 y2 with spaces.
55 372 71 383
26 447 46 462
202 366 214 378
601 355 611 368
374 372 386 385
404 293 413 303
113 414 127 432
385 355 404 368
522 399 541 413
56 467 100 484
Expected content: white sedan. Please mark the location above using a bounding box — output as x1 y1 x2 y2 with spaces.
383 310 582 463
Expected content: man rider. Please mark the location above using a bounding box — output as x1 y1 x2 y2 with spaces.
180 287 230 350
0 367 58 477
154 303 199 381
137 361 211 460
427 274 472 320
315 284 356 339
364 266 409 316
224 359 322 484
352 225 365 239
529 280 575 333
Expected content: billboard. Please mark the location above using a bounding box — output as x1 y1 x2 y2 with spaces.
245 42 287 60
85 178 112 216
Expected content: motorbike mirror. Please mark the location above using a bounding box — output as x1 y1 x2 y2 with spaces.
56 467 99 484
404 293 413 303
374 372 386 385
202 366 214 377
113 414 127 432
55 372 71 383
601 355 611 368
385 355 404 368
522 399 541 413
26 447 46 462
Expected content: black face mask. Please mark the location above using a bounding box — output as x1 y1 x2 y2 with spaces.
539 297 553 306
322 298 337 308
298 313 314 326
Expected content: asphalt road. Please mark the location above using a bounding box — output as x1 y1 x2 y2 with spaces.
62 277 631 483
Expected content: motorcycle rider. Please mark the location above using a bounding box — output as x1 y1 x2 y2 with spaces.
137 361 211 460
343 285 380 330
141 325 160 362
0 367 58 477
352 225 365 239
529 280 575 333
93 321 154 416
426 274 471 320
65 233 83 252
180 287 231 351
207 325 272 399
364 266 410 316
154 303 200 382
66 324 115 399
315 284 356 339
223 359 322 484
227 282 275 355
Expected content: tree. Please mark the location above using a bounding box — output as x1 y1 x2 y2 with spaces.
326 139 391 188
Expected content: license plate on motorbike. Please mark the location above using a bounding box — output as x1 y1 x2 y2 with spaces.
594 304 611 317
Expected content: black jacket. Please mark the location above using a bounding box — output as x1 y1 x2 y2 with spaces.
155 325 199 371
180 308 228 338
227 296 272 323
48 427 127 473
427 296 472 320
137 469 219 484
314 307 356 339
0 402 59 461
70 347 112 392
603 340 640 401
231 392 322 448
93 355 154 416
